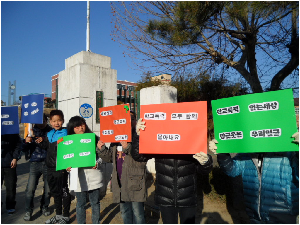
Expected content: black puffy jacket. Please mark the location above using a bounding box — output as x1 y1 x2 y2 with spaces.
1 134 22 168
131 133 213 207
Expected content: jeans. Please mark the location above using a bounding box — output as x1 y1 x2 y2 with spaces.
1 167 17 210
120 201 145 224
75 189 100 224
25 161 50 213
160 206 196 224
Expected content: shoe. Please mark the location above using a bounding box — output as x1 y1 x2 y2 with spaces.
41 207 51 216
23 212 32 221
45 216 58 224
7 209 15 215
58 217 69 224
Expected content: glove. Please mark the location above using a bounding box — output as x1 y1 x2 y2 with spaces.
209 139 218 155
136 118 146 136
292 132 299 144
193 152 209 165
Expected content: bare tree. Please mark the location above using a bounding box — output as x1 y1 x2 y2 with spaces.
111 1 298 93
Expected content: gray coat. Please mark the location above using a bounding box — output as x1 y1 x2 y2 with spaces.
97 134 147 203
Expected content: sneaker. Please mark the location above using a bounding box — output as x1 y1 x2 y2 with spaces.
45 216 58 224
7 209 15 215
41 207 51 216
23 212 32 221
58 217 69 224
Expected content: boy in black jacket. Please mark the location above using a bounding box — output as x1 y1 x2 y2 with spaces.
23 114 52 221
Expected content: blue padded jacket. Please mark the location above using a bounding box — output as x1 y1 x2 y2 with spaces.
217 152 299 223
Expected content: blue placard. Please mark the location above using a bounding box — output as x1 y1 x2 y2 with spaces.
1 106 20 135
79 103 93 118
21 94 44 124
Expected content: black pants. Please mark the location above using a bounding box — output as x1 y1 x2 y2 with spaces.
1 167 17 210
47 168 71 217
160 206 196 224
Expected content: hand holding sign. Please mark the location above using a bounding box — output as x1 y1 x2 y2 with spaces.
136 118 146 135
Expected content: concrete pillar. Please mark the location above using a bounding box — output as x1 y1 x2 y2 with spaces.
140 85 177 174
58 51 117 136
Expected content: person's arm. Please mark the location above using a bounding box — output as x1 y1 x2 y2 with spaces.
37 136 49 151
196 154 213 174
209 139 243 177
96 140 113 163
11 135 22 168
131 132 152 162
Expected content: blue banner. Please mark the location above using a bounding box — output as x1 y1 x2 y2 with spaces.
21 94 44 124
1 106 20 135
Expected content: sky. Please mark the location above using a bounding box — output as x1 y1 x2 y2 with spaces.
1 1 147 104
1 1 298 105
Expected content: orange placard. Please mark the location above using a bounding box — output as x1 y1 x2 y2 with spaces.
140 101 207 154
99 104 132 143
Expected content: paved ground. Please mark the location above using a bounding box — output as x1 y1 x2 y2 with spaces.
1 155 162 224
1 154 248 224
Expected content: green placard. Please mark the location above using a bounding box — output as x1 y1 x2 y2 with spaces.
56 133 96 171
211 89 298 153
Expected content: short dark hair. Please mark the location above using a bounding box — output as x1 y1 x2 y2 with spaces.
50 109 64 121
67 116 92 135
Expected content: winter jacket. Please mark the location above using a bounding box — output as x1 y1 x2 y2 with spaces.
73 165 104 192
39 128 67 168
131 134 213 208
1 134 22 168
22 124 52 162
97 131 147 203
217 152 299 224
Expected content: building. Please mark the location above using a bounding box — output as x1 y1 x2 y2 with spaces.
51 74 59 100
151 73 172 84
51 74 138 110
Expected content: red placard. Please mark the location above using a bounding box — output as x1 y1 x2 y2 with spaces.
140 101 207 154
99 104 132 143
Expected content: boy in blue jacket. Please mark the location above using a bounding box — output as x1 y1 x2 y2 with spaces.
39 110 71 224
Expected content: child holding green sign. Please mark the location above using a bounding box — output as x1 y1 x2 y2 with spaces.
209 132 299 224
39 110 71 224
66 116 103 224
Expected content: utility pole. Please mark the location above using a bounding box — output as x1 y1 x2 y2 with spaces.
86 1 90 52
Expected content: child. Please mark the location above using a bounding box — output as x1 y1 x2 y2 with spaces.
39 110 71 224
97 111 147 224
23 113 52 221
209 132 299 224
66 116 104 224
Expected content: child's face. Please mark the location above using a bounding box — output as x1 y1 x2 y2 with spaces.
50 115 64 130
74 124 86 134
